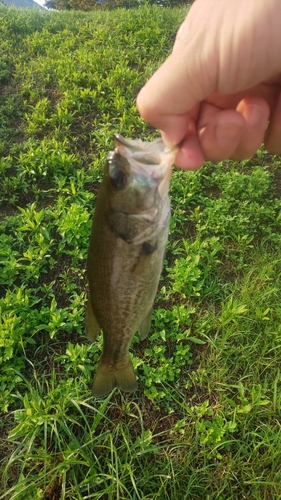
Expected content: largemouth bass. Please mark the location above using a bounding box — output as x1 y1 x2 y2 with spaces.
86 134 177 397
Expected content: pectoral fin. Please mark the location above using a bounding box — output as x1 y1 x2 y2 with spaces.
139 308 152 340
133 238 158 278
85 298 100 341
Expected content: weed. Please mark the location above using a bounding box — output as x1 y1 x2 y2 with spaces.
1 4 281 499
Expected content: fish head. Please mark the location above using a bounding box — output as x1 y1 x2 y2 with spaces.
105 134 178 218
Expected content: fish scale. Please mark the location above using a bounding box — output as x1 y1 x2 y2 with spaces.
86 134 178 397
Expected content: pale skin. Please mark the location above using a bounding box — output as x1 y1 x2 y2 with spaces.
137 0 281 170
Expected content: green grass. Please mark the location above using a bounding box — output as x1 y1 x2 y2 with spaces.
1 4 281 499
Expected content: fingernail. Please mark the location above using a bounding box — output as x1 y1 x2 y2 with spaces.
215 124 241 146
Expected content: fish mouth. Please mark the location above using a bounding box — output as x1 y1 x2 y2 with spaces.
114 133 178 172
114 133 163 150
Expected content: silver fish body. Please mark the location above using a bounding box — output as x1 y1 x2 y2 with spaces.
86 134 177 397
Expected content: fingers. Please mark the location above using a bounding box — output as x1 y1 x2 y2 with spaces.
174 97 270 169
231 97 270 159
264 90 281 154
199 97 269 162
173 108 245 170
198 107 246 163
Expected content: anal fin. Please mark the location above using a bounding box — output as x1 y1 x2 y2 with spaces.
139 308 152 340
85 298 100 341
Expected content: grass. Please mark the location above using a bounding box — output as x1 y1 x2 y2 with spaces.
1 4 281 499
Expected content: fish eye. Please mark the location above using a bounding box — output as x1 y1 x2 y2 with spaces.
110 169 128 190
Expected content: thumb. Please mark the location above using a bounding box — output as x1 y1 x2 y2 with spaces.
137 10 217 146
137 55 212 147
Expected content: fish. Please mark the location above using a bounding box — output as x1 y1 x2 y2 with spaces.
85 133 178 397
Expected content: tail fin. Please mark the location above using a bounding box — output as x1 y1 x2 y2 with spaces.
92 358 137 397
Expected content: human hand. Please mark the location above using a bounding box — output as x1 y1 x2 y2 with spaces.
137 0 281 169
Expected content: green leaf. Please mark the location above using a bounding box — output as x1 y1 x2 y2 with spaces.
187 337 206 345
